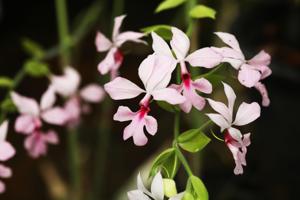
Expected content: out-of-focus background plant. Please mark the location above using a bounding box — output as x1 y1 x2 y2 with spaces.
0 0 299 199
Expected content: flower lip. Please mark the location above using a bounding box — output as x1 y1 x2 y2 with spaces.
114 49 124 63
138 105 150 120
181 73 191 89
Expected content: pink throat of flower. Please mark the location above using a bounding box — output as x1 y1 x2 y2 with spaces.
182 73 191 89
138 105 150 120
114 49 124 63
224 129 236 144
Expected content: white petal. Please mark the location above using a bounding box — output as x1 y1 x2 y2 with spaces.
152 88 186 105
144 116 158 136
80 84 105 103
151 32 173 58
222 82 236 116
115 31 145 47
238 65 261 88
151 172 164 200
137 173 151 196
233 102 261 126
186 47 222 68
215 32 242 53
41 107 68 125
127 190 151 200
40 86 56 111
207 98 231 123
113 106 136 122
138 54 156 88
11 92 39 116
95 31 112 52
104 77 144 100
170 27 190 60
206 113 230 132
0 120 8 142
112 15 126 40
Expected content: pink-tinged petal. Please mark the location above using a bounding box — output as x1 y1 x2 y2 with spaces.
43 130 59 144
152 88 186 105
113 106 136 122
227 143 244 175
51 67 81 97
128 190 151 200
222 57 244 69
98 47 123 75
138 54 156 87
179 98 192 113
95 31 112 52
15 115 40 134
41 107 68 125
207 99 231 123
192 78 212 94
40 86 56 111
0 181 5 194
115 31 145 47
257 65 272 80
254 82 270 107
151 32 173 58
24 132 47 158
184 88 206 111
206 113 230 131
144 116 158 136
112 15 126 40
227 127 243 143
222 82 236 116
238 65 261 88
169 83 183 92
170 27 190 60
151 172 164 200
80 84 105 103
11 92 39 116
243 133 251 147
123 118 148 146
0 164 12 178
214 32 242 53
132 129 148 146
104 77 144 100
0 142 15 161
233 102 261 126
64 97 81 125
186 47 222 68
212 47 244 60
0 120 8 141
248 50 271 67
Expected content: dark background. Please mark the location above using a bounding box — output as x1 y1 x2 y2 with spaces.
0 0 299 199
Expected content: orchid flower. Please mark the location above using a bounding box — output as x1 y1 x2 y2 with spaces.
0 120 15 194
105 54 185 146
151 27 222 113
51 67 105 127
213 32 272 106
206 82 261 175
128 172 184 200
11 86 66 158
95 15 145 79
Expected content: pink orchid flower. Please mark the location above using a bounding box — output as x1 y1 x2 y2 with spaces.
95 15 145 79
105 54 185 146
213 32 272 106
206 82 261 175
0 120 15 194
51 67 105 127
151 27 222 113
11 86 67 158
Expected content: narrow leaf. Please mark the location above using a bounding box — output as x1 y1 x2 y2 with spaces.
0 77 13 88
141 25 172 40
189 5 216 19
24 60 50 77
155 0 186 13
178 129 211 153
21 38 45 59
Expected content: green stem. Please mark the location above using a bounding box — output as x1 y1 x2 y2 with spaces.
175 146 193 176
185 0 197 37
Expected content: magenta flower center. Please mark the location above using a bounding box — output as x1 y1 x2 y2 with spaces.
114 49 124 63
138 105 150 120
182 73 191 89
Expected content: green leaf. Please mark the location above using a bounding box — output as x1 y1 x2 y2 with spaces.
156 101 180 113
21 38 45 59
155 0 186 13
141 25 172 40
24 60 50 77
1 98 17 113
149 148 180 179
163 179 177 197
189 176 209 200
0 77 13 88
189 5 216 19
183 192 194 200
178 129 211 153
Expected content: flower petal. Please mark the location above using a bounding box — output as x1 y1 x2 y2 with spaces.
137 173 151 196
112 15 126 40
183 88 206 112
151 172 164 200
152 88 186 105
206 113 230 131
104 77 144 100
14 115 40 134
51 67 81 97
24 132 47 158
223 82 236 116
80 84 105 103
0 181 5 194
207 98 231 123
43 130 59 144
214 32 242 53
113 106 136 122
41 107 68 125
192 78 212 94
95 31 112 52
127 190 151 200
233 102 261 126
0 120 8 142
248 50 271 67
144 116 158 136
186 47 222 68
0 164 12 178
170 192 185 200
115 31 145 47
254 82 270 107
11 92 39 116
97 48 121 75
170 27 190 60
0 142 15 161
238 65 261 88
151 32 173 58
40 86 56 111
